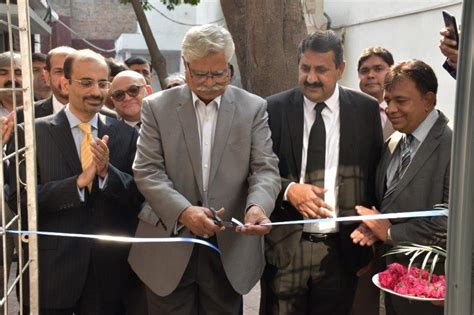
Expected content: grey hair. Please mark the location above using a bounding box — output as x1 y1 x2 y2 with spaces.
181 24 235 63
0 52 21 68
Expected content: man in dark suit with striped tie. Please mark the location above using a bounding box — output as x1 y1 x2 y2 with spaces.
8 49 143 314
352 60 450 315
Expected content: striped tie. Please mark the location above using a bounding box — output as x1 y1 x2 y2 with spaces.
384 134 413 199
78 123 93 192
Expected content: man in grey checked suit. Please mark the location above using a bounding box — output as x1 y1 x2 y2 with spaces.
352 60 450 315
128 24 281 314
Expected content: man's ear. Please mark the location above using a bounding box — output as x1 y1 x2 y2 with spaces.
424 91 436 111
60 77 69 94
145 84 153 95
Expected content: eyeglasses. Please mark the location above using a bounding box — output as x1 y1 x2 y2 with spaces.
71 78 111 90
186 63 229 83
110 84 145 102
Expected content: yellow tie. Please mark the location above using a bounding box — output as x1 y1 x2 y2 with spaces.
78 123 93 192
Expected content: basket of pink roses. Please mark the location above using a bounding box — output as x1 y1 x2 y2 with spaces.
372 244 446 301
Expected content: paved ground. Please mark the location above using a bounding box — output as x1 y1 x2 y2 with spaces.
243 282 261 314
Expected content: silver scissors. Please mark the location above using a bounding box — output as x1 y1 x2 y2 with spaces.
210 207 235 228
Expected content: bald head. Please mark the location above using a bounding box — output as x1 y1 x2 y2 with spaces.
110 70 150 123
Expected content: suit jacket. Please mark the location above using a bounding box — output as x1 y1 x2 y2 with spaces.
8 110 143 309
377 111 451 247
128 85 281 296
376 111 450 314
264 86 383 272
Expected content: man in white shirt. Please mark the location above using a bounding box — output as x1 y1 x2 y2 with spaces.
262 30 384 315
358 46 395 140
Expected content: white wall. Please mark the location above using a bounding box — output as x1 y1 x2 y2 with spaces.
326 0 462 121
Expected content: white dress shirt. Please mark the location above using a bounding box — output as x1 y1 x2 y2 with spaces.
52 94 65 114
192 92 221 193
285 85 341 233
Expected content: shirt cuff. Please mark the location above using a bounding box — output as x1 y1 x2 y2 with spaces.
98 174 108 190
283 182 296 201
77 187 85 202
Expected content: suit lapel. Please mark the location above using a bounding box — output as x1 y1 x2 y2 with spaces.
338 87 356 173
97 114 115 141
208 87 235 187
286 89 304 176
48 110 82 174
176 87 204 194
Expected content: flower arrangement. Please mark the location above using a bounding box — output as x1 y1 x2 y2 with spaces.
376 244 446 299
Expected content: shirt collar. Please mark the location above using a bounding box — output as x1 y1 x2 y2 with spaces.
410 109 439 143
191 91 221 110
303 83 340 112
52 94 66 114
64 104 99 130
379 100 387 111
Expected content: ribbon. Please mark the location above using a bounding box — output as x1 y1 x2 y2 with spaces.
0 209 448 253
261 209 448 226
0 229 221 253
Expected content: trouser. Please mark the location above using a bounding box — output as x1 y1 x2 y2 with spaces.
146 243 241 315
261 234 357 315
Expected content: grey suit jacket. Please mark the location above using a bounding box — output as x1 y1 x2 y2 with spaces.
376 110 451 247
128 85 280 296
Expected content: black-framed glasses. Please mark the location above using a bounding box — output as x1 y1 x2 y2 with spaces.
186 62 229 83
71 78 110 90
110 84 145 102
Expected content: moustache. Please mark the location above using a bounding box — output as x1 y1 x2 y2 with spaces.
3 80 22 89
196 83 226 92
304 81 323 88
83 95 104 103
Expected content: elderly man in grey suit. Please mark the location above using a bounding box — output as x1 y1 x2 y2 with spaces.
352 60 450 315
128 24 281 314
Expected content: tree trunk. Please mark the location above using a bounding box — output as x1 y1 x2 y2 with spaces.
221 0 307 98
129 0 168 89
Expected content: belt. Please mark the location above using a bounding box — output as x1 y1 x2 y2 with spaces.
301 232 338 243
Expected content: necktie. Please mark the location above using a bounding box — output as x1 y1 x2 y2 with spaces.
305 102 326 188
384 134 413 199
78 123 93 192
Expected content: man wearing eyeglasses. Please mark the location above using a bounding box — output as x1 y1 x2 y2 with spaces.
8 49 143 314
128 24 280 314
109 70 152 128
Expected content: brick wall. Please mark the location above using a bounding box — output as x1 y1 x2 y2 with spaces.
48 0 137 52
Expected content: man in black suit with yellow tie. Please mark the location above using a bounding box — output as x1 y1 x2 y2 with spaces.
8 49 142 314
261 30 384 314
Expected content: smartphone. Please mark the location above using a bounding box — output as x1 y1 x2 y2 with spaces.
442 10 459 49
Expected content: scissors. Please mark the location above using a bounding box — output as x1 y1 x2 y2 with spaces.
210 207 235 228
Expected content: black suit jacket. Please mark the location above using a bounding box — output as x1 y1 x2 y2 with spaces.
8 110 143 309
265 86 383 272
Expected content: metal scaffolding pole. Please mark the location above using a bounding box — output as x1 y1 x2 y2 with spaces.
17 0 39 313
446 0 474 314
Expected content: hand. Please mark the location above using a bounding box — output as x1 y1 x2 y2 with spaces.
1 114 14 144
91 135 109 178
287 183 334 218
356 206 391 243
76 163 96 189
178 206 225 238
439 27 459 67
236 205 271 235
351 223 379 246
